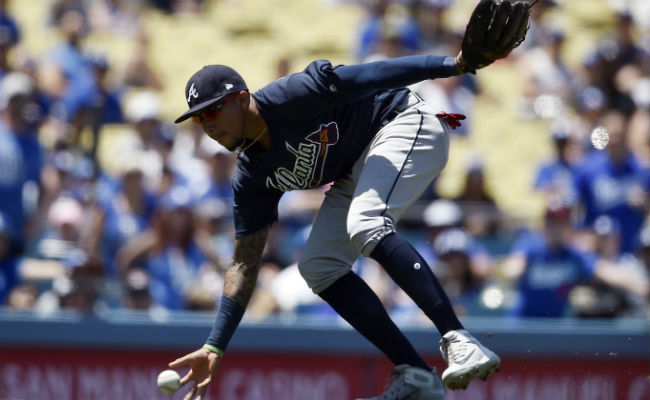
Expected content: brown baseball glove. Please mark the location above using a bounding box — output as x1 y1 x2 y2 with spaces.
456 0 535 74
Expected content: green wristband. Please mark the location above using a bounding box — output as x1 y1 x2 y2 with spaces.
202 344 224 356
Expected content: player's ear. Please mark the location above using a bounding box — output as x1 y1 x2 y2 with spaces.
237 90 250 110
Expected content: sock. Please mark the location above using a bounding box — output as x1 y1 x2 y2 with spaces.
319 271 430 370
370 233 463 335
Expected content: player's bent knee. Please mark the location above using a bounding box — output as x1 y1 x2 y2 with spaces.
346 214 395 257
297 257 352 294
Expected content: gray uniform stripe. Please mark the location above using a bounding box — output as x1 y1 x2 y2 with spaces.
380 108 424 219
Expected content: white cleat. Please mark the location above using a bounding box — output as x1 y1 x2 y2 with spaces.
356 365 446 400
439 329 501 390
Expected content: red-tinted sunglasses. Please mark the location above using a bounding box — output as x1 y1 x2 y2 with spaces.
191 93 239 125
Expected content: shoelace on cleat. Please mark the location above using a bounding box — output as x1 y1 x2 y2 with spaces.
442 336 469 364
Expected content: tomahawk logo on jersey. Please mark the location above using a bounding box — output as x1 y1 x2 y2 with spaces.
265 122 340 191
306 122 340 186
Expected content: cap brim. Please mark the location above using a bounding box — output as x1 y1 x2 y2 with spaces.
174 95 225 124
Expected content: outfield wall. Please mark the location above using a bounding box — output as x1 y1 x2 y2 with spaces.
0 309 648 400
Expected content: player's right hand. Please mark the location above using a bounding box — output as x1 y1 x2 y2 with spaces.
169 347 222 400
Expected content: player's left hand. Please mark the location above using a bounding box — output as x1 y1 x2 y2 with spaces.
169 347 222 400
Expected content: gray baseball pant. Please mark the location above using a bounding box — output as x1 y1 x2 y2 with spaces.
299 93 450 293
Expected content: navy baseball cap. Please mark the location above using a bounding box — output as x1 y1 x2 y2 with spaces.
174 65 248 123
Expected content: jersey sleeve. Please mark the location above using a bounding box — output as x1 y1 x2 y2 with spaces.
256 56 457 120
332 55 458 97
233 189 283 237
232 168 284 238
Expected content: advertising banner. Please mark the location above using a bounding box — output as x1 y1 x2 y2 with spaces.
0 348 648 400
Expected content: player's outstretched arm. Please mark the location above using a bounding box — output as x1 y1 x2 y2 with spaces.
168 225 270 400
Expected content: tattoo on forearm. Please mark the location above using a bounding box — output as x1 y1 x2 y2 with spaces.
223 226 269 306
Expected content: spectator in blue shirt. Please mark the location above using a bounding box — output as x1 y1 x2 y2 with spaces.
91 162 157 275
533 127 583 207
502 204 649 317
574 109 650 253
116 190 220 310
47 6 93 92
0 72 43 242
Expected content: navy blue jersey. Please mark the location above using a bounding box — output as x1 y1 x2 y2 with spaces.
233 55 458 236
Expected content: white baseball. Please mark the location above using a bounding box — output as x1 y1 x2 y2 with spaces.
157 369 181 394
591 126 609 150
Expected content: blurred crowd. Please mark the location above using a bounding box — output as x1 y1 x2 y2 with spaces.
0 0 648 323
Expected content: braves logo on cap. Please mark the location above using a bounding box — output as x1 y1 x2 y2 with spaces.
187 83 199 104
175 65 249 124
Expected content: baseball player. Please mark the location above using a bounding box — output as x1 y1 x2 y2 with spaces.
168 1 533 398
